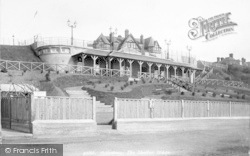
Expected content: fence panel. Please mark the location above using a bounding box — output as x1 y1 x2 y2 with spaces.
33 96 93 120
153 100 182 118
117 99 150 119
231 102 250 117
209 101 230 117
184 100 207 117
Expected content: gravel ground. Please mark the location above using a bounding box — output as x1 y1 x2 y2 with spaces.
3 120 250 156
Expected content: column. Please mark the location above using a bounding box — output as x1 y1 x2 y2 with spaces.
147 62 153 78
118 58 124 77
165 65 170 79
128 60 134 77
191 70 196 83
173 66 177 78
138 61 144 77
156 63 162 78
81 54 87 66
91 55 98 75
181 67 185 78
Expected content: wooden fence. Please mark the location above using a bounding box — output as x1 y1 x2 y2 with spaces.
114 98 250 120
0 59 130 77
32 96 96 121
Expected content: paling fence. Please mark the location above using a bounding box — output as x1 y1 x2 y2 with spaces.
32 96 96 121
114 98 250 120
0 59 130 77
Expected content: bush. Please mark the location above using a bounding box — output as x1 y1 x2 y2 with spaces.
110 86 114 91
141 78 146 84
202 93 206 97
104 84 109 88
242 94 245 99
192 92 195 96
165 90 172 95
1 68 7 73
45 71 51 81
130 81 133 85
212 92 216 97
221 94 224 98
180 92 185 95
229 95 233 98
121 86 124 90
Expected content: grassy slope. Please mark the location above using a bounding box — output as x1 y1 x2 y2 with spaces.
0 45 41 62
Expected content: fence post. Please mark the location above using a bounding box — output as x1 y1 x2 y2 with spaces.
114 97 118 123
149 99 154 118
229 101 232 117
207 100 210 117
92 96 96 121
0 90 2 144
30 93 34 133
181 100 184 118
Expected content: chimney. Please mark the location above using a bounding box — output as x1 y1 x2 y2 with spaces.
140 35 144 44
110 32 114 50
217 57 220 62
229 53 233 58
125 29 129 38
221 57 224 61
242 58 246 64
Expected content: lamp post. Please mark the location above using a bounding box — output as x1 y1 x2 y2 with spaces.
67 20 77 45
165 39 171 59
186 45 192 64
12 35 15 45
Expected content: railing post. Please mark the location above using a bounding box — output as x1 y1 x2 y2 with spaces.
207 100 210 117
42 63 45 72
114 97 118 123
229 101 232 117
181 100 184 118
18 61 21 70
92 96 96 121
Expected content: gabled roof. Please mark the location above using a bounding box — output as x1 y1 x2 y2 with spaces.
154 41 161 48
96 34 110 44
118 34 141 50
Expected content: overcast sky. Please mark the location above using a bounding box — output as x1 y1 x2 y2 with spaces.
0 0 250 62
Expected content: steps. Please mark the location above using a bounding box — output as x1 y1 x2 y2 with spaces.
65 87 113 125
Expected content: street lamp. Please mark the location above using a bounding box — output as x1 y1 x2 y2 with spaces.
12 35 15 45
67 20 77 45
186 45 192 64
165 39 171 59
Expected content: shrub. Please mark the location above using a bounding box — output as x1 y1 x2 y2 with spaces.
242 94 245 99
165 90 172 95
104 84 109 88
121 86 124 90
229 95 233 98
212 92 216 97
192 92 195 96
180 92 185 95
141 78 146 84
110 86 114 91
1 68 7 73
221 94 224 98
130 81 133 85
45 71 51 81
202 93 206 97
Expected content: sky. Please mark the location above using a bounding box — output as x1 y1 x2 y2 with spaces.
0 0 250 62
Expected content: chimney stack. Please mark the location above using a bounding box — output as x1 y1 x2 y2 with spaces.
125 29 129 38
217 57 220 62
242 58 246 65
110 32 114 50
221 57 224 61
229 53 233 58
140 35 144 55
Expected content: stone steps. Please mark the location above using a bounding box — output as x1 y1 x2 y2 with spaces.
65 88 113 124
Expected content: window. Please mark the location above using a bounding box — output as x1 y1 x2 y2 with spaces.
61 48 70 53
